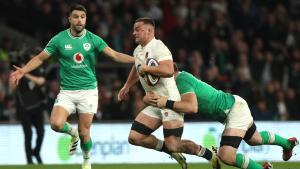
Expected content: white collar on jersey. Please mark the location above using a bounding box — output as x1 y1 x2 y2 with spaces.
67 29 86 39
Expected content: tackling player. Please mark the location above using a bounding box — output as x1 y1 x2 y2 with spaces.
144 63 298 169
9 4 134 169
118 17 220 169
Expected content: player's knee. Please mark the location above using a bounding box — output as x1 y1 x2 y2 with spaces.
164 138 181 153
78 128 89 138
128 132 141 146
218 151 236 165
50 121 64 132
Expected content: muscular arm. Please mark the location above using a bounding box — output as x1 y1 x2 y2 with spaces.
22 51 50 74
173 93 198 114
155 92 198 114
102 46 135 63
124 65 139 88
118 65 140 101
142 60 174 77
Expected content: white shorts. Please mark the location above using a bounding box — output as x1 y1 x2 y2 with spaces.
142 105 184 122
224 95 253 130
54 88 98 115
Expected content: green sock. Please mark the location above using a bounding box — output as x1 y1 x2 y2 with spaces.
260 131 292 150
59 122 78 137
59 122 70 133
81 138 93 152
236 153 263 169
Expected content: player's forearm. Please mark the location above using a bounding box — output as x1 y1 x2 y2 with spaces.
171 101 198 114
144 64 174 77
124 66 139 88
113 52 135 63
24 74 46 86
22 57 44 74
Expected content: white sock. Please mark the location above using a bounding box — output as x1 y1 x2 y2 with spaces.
197 146 207 157
83 151 90 159
66 122 78 137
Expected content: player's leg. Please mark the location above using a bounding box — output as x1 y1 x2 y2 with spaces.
128 107 188 169
219 95 265 169
78 113 94 169
76 88 98 169
128 106 162 149
162 109 220 169
50 90 79 155
244 122 298 161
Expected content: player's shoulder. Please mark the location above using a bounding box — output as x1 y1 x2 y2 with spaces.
56 29 69 37
84 29 101 39
133 44 142 54
153 39 170 51
152 39 166 47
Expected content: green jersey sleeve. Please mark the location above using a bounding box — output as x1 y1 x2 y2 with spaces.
93 34 108 53
44 35 59 56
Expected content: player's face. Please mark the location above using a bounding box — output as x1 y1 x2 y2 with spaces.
133 22 150 44
69 10 86 34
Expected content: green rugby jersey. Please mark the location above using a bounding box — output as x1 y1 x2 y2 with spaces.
176 71 235 123
44 29 107 90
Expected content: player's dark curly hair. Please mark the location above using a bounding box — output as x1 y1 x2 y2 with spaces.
69 3 87 15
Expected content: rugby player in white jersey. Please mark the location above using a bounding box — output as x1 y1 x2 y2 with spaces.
118 17 220 169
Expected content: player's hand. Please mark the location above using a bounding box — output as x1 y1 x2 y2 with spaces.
143 92 161 106
118 86 129 101
136 63 146 77
9 65 25 87
156 96 168 108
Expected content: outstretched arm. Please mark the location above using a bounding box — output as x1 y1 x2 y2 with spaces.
10 51 49 86
102 46 135 63
118 65 139 101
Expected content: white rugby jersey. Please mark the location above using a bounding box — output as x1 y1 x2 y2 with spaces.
133 38 181 101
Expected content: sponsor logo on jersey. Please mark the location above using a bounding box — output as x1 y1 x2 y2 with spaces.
73 52 84 63
83 43 91 51
65 44 72 50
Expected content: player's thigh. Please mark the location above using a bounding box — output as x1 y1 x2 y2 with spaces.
50 106 70 126
225 95 253 131
135 106 163 129
129 106 162 138
161 109 184 145
78 113 94 131
76 88 98 114
51 90 77 125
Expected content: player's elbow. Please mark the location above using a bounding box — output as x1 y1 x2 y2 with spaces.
185 104 198 114
163 69 174 77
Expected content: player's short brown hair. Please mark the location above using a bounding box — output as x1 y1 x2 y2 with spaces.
135 17 155 28
69 3 87 15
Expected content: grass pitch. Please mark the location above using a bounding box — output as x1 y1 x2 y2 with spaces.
0 162 299 169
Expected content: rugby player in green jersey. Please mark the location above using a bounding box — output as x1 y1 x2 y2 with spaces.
144 64 298 169
10 4 134 169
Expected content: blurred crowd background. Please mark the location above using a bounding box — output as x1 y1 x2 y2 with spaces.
0 0 299 122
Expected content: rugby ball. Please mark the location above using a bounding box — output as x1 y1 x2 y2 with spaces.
145 58 160 86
